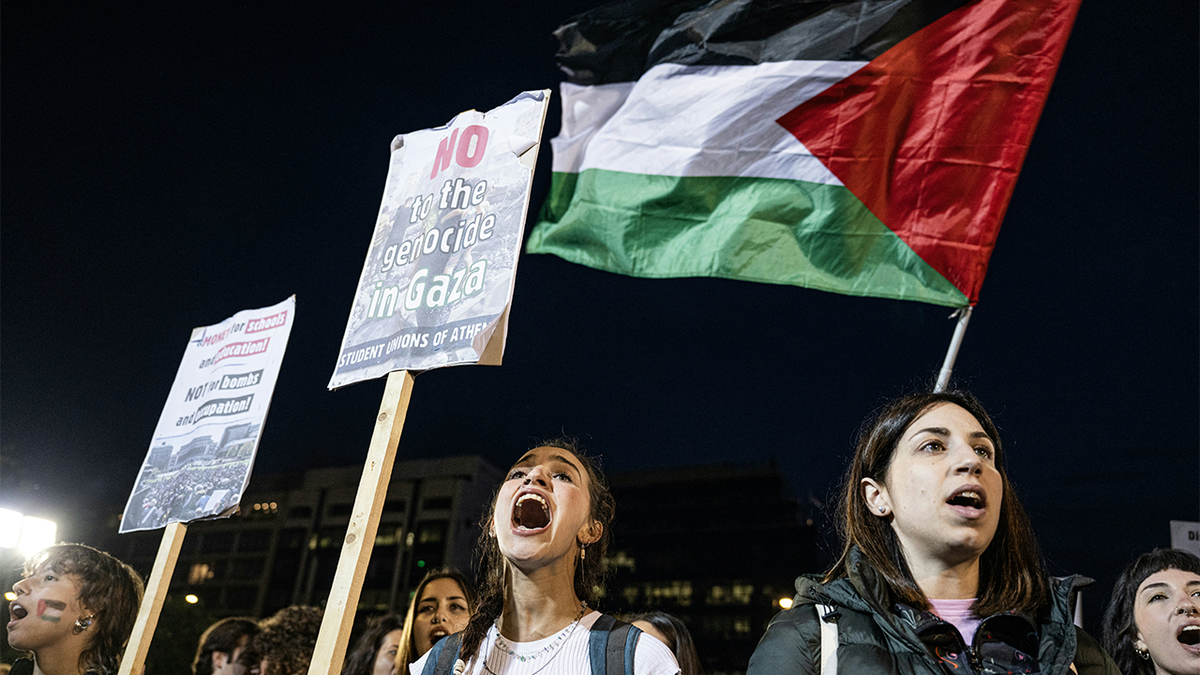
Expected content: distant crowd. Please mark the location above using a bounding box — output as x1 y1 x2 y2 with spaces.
126 460 248 530
5 390 1199 675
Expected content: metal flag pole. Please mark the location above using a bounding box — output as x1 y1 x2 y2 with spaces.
934 306 974 392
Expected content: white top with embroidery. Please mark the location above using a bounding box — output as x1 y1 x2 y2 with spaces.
409 611 680 675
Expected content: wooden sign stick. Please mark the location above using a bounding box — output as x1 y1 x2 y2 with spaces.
119 520 187 675
308 369 416 674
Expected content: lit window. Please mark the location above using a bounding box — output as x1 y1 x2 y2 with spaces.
604 551 637 571
642 581 693 607
706 583 754 606
188 564 213 585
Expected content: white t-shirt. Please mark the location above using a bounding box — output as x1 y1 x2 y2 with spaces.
409 611 680 675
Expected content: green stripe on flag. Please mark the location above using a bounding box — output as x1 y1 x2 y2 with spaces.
530 169 968 307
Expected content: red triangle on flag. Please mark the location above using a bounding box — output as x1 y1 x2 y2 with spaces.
778 0 1080 304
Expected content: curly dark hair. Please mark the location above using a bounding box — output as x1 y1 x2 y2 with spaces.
459 437 615 662
1101 548 1200 675
825 390 1050 619
23 543 144 675
193 617 258 675
250 606 323 675
342 613 404 675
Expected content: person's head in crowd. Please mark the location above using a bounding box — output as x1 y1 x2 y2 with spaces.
827 390 1049 617
626 612 703 675
6 543 144 675
457 438 616 663
1101 548 1200 675
394 568 475 667
244 606 322 675
343 613 404 675
193 617 259 675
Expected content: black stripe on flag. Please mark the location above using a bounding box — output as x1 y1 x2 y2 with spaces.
556 0 973 85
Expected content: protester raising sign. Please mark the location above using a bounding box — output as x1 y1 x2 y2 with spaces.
120 296 295 533
329 91 551 388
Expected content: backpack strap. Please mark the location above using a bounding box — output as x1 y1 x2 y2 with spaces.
588 614 643 675
618 622 642 675
421 633 463 675
815 603 839 675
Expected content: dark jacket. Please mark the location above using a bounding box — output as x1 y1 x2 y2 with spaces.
748 548 1120 675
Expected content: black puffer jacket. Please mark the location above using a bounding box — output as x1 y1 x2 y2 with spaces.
747 548 1120 675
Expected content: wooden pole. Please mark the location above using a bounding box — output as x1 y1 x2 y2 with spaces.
119 521 187 675
308 369 416 675
935 306 973 392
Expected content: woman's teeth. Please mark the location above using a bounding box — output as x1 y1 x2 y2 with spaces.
514 494 550 529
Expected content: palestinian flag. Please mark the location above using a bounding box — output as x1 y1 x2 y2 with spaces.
527 0 1081 306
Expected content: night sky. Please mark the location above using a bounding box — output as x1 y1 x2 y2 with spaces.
2 1 1196 631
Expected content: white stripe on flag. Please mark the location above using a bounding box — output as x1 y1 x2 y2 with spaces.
552 60 867 185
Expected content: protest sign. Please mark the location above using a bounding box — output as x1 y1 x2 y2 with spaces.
329 90 550 388
120 296 295 533
1171 520 1200 557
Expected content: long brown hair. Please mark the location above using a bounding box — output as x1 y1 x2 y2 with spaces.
395 568 476 666
459 437 615 662
825 391 1049 618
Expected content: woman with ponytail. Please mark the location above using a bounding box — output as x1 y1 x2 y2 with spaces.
409 438 678 675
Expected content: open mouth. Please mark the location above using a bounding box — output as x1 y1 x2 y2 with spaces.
513 493 551 530
1179 625 1200 646
946 488 985 509
10 603 27 620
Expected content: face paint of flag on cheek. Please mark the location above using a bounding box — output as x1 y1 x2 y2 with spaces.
37 599 67 622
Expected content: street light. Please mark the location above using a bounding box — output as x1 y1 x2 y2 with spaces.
0 509 22 548
0 508 58 557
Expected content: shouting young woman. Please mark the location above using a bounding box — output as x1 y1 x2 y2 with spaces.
411 439 678 675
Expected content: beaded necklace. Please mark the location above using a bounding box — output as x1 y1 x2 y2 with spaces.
481 601 587 675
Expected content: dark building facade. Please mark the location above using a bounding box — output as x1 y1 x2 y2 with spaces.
105 455 503 618
104 456 814 673
602 463 818 674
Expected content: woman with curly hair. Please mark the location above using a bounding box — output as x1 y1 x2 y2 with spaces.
749 391 1119 674
245 606 323 675
409 438 678 674
6 543 144 675
1101 548 1200 675
393 569 475 669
